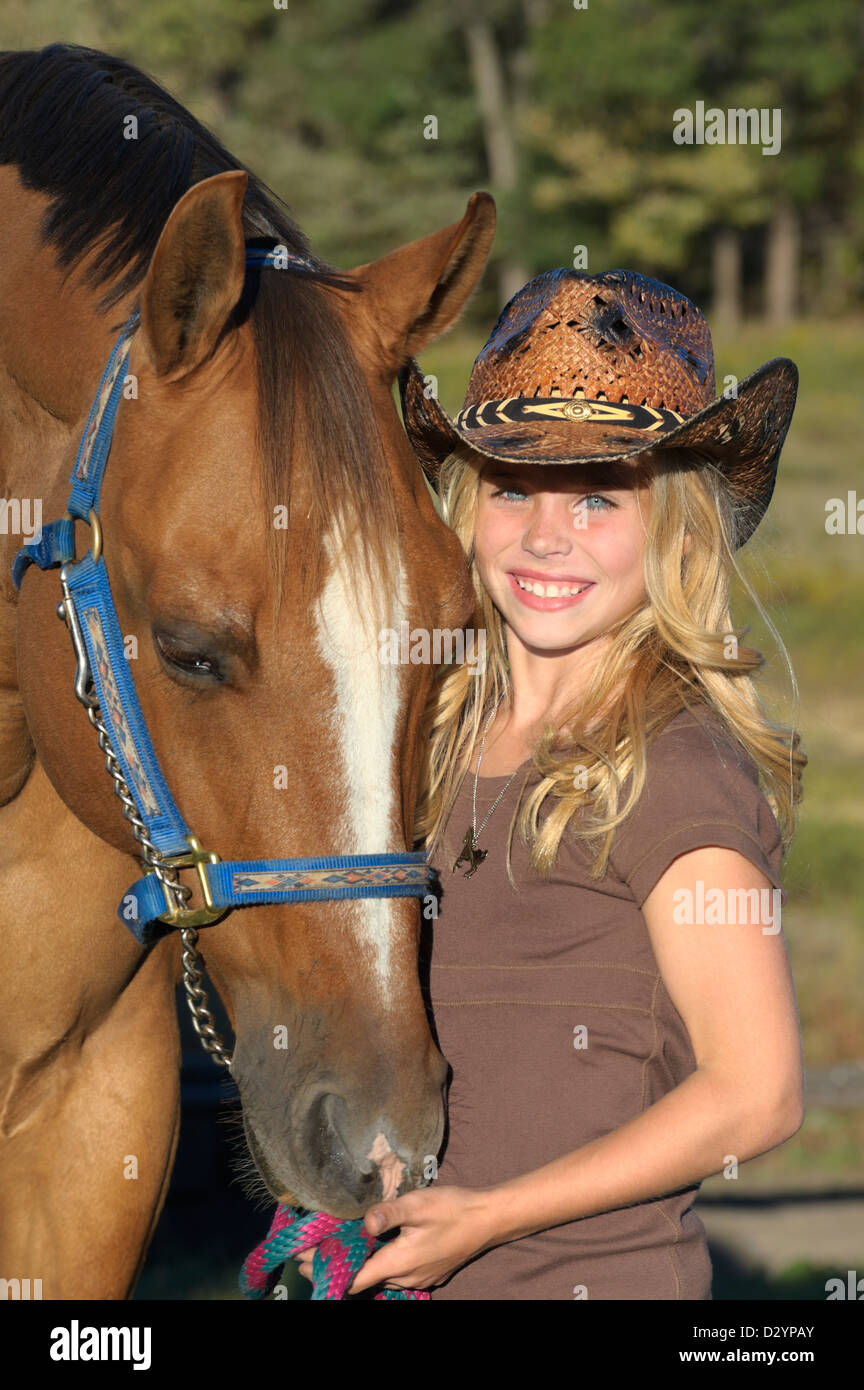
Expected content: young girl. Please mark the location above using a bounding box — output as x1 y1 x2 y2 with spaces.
313 268 805 1300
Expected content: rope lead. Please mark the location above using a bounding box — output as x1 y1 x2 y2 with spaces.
240 1204 429 1301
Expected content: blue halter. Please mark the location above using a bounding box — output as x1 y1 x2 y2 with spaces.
13 249 438 948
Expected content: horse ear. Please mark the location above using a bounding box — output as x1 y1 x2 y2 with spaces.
140 170 248 380
343 192 496 378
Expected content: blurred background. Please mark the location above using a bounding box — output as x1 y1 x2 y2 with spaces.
2 0 861 1300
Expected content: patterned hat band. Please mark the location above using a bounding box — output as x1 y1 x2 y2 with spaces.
456 396 687 434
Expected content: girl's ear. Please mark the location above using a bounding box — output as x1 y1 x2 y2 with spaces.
683 531 692 556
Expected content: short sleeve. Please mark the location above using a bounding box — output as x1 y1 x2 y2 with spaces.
608 710 787 911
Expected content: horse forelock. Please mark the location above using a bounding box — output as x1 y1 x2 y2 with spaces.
0 42 313 307
249 270 401 623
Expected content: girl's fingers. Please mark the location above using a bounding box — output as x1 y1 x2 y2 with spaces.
291 1244 319 1282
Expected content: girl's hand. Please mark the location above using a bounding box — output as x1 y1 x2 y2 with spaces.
292 1245 318 1285
347 1184 500 1295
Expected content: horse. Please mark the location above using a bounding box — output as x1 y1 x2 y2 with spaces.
0 42 494 1298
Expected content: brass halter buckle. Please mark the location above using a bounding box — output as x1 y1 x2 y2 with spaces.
157 834 225 928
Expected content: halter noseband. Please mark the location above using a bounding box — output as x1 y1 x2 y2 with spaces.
12 249 438 952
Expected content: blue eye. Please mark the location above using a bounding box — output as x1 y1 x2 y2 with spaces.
490 486 616 509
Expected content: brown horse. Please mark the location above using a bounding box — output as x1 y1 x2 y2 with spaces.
0 43 493 1297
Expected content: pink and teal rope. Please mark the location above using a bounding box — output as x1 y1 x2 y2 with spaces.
240 1204 429 1300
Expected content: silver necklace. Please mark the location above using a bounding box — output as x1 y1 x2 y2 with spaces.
452 699 521 878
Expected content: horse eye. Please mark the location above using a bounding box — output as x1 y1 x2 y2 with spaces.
154 633 224 683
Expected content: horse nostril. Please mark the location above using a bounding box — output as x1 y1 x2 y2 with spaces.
314 1091 350 1163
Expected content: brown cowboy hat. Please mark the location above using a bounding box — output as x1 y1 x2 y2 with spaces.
398 268 798 548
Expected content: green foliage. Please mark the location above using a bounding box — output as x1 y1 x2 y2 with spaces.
1 0 861 307
525 0 864 285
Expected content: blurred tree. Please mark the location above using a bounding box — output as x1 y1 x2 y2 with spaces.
0 0 861 321
463 14 530 302
743 0 864 320
526 0 864 320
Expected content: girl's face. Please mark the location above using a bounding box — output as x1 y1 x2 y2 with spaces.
473 461 651 654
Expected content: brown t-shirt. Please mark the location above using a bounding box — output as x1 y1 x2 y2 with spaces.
425 704 786 1301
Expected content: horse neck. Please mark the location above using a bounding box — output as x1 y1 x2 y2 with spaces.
0 170 139 519
0 173 138 799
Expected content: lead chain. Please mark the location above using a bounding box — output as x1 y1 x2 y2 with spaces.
178 924 233 1068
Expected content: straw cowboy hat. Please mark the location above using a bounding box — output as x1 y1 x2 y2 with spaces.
398 267 798 548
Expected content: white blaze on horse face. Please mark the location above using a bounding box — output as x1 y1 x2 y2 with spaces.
314 533 408 1003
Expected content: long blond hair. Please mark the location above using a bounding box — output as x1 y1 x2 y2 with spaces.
413 443 806 887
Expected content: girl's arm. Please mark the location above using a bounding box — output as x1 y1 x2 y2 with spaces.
346 845 804 1291
482 844 804 1245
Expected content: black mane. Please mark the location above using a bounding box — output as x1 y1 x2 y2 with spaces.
0 43 400 611
0 42 331 307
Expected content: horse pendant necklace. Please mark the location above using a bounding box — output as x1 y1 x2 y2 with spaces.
453 699 520 878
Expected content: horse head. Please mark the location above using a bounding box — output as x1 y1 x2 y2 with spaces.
16 170 495 1215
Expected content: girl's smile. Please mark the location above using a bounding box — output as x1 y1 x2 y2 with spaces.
506 570 596 609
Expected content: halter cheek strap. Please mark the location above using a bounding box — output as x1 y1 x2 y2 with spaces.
12 249 438 949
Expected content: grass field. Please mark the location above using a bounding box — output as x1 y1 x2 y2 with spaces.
419 317 864 1177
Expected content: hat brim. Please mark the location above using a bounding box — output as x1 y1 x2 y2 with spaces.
399 356 798 548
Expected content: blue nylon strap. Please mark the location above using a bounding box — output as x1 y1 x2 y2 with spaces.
11 517 75 589
209 853 437 906
63 550 191 856
121 854 439 946
120 874 173 945
11 314 137 590
65 313 138 520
